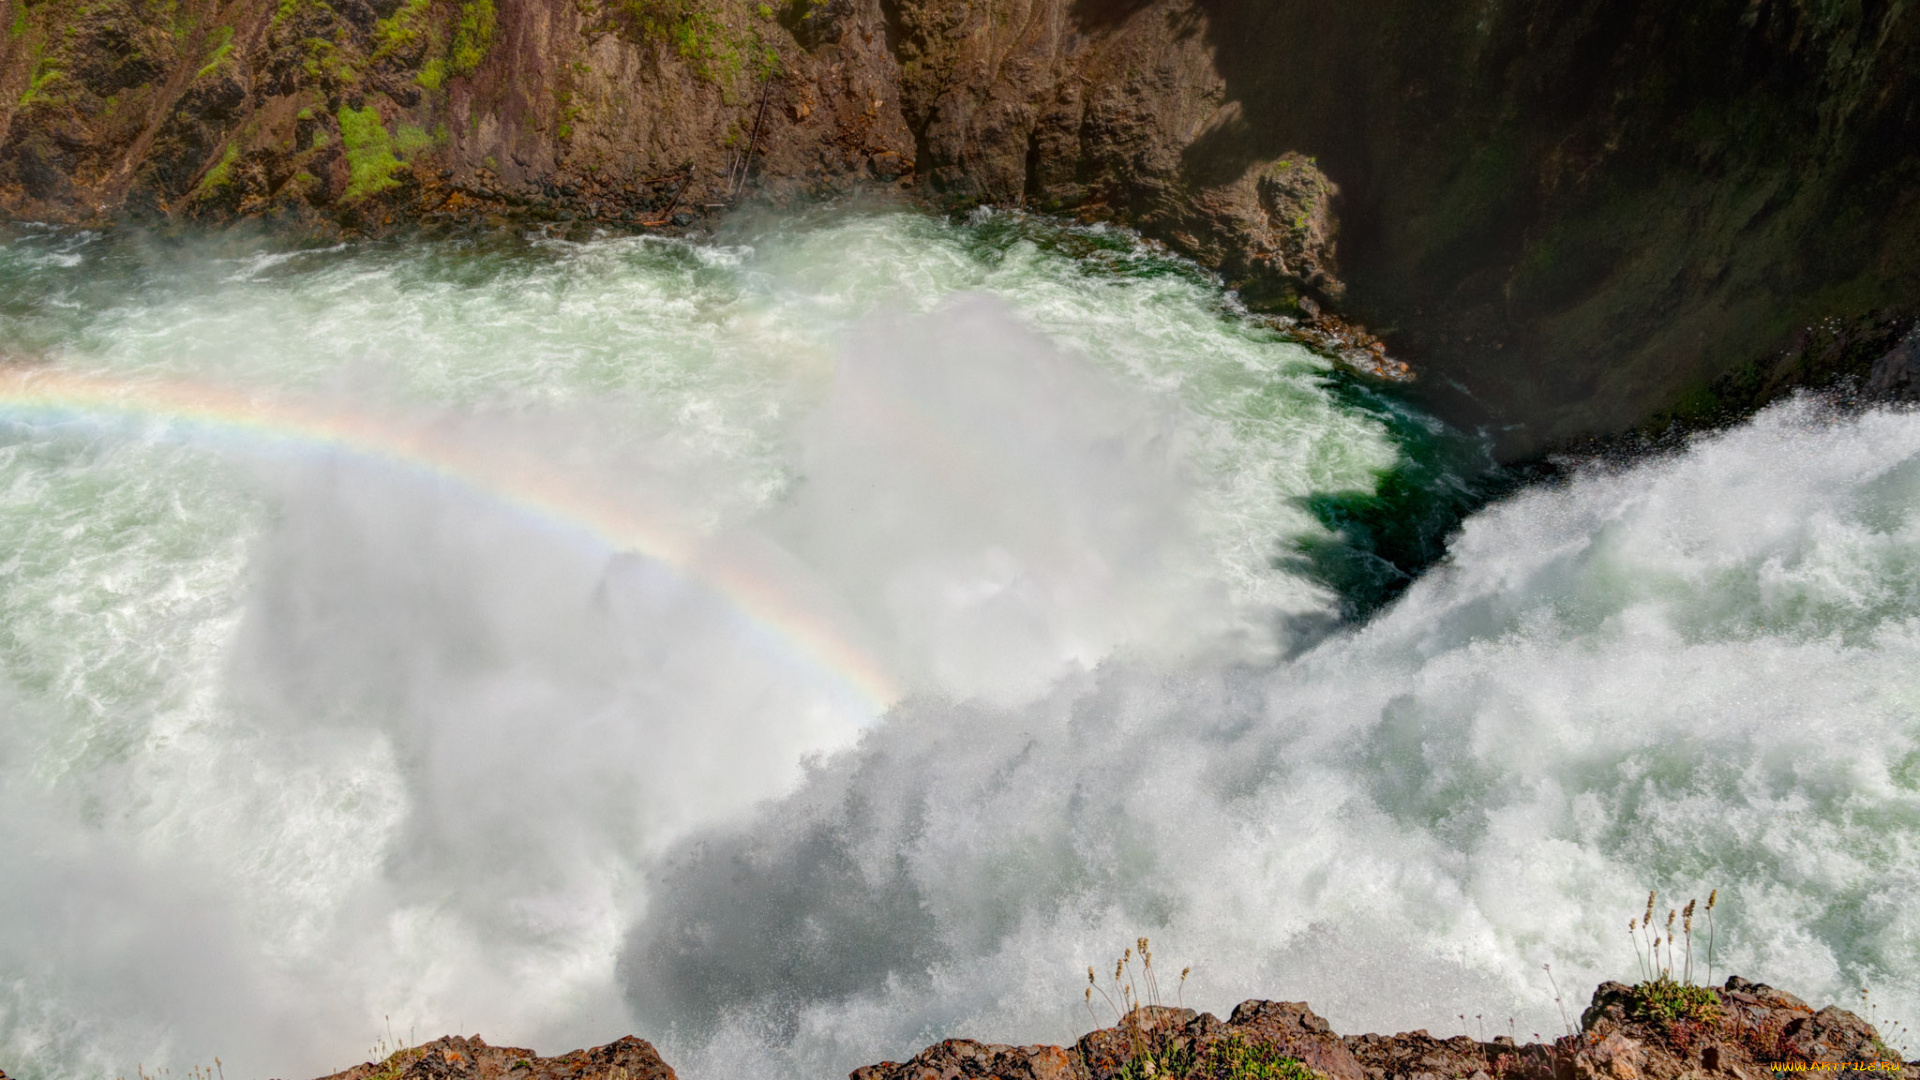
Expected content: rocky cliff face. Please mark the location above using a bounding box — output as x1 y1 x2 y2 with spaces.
0 0 919 231
2 0 1916 455
877 0 1920 453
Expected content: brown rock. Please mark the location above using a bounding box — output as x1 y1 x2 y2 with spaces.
848 1038 1081 1080
1075 1006 1215 1079
850 976 1920 1080
310 1034 673 1080
1226 1001 1367 1080
1569 1032 1647 1080
1344 1029 1516 1080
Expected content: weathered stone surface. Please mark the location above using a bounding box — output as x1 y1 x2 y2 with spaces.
1226 1000 1366 1080
1345 1029 1540 1080
848 1039 1082 1080
850 978 1919 1080
306 1033 675 1080
0 0 918 231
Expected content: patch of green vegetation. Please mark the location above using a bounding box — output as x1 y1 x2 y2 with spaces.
195 24 234 79
1630 978 1721 1028
554 88 582 139
359 1048 425 1080
448 0 493 75
274 0 319 27
1116 1037 1317 1080
312 126 330 147
392 122 436 155
198 140 240 191
1117 1042 1194 1080
605 0 769 83
1200 1037 1319 1080
10 3 28 38
373 0 433 54
338 104 401 200
18 57 62 107
415 57 445 89
291 30 358 85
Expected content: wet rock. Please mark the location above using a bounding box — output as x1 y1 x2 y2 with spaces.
1869 328 1920 399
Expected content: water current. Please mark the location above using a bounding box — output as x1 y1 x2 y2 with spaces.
0 211 1916 1080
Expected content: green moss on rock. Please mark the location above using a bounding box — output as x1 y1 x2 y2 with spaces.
197 140 239 190
338 104 401 201
448 0 493 75
194 24 233 78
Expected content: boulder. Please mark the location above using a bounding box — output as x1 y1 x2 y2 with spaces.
848 1039 1081 1080
305 1034 674 1080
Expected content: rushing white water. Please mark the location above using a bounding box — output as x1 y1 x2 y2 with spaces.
0 213 1915 1080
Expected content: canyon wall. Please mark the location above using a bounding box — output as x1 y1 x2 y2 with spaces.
2 0 1916 455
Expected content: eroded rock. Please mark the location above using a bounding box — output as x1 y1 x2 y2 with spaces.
307 1034 675 1080
849 978 1919 1080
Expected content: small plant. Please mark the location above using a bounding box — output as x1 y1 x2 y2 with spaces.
338 105 402 201
448 0 494 75
600 0 775 84
1116 1040 1195 1080
1860 989 1915 1063
1543 963 1572 1038
1631 977 1721 1027
195 25 235 79
1623 890 1722 1031
1198 1036 1317 1080
1085 940 1314 1080
1086 938 1190 1054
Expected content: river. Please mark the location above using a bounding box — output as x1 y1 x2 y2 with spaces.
0 211 1914 1079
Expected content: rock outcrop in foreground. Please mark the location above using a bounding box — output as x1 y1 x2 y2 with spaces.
852 978 1918 1080
281 978 1916 1080
310 1034 676 1080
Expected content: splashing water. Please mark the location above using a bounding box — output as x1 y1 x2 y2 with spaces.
0 213 1914 1080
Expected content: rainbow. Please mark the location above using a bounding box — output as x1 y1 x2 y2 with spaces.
0 366 903 713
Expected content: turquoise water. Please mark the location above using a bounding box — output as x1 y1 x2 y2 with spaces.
0 213 1914 1080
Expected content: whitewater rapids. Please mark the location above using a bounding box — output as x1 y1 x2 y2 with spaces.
0 212 1914 1080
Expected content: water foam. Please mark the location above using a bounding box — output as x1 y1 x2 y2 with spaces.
629 397 1920 1078
0 214 1915 1080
